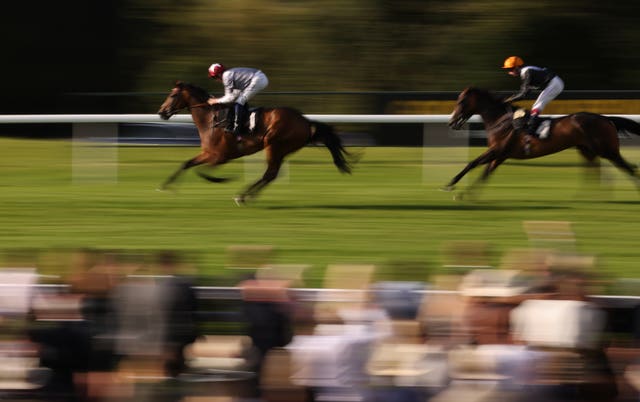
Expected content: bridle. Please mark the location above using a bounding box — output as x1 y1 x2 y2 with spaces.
170 98 210 114
159 84 225 126
450 91 514 132
162 92 211 118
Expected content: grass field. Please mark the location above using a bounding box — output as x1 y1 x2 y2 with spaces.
1 137 640 289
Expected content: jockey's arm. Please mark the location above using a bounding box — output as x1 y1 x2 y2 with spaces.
208 88 239 105
506 71 533 103
214 88 241 105
505 84 530 103
207 97 238 109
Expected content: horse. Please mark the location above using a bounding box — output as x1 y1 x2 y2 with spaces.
445 86 640 197
157 81 355 204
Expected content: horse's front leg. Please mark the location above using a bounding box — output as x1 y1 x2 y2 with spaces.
461 157 506 199
442 148 497 191
479 157 505 183
159 153 208 190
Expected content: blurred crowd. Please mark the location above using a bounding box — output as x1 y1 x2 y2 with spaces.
0 233 639 402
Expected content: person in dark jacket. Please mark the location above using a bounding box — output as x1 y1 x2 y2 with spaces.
502 56 564 137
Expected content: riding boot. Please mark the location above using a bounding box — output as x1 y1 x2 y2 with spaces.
527 113 540 136
224 107 235 133
232 103 246 141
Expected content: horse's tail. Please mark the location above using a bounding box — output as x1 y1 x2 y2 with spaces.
310 121 355 174
607 116 640 136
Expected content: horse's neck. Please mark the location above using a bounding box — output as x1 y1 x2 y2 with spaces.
477 107 514 143
481 108 512 129
190 109 215 140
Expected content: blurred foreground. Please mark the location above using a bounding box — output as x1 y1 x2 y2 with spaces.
0 234 639 402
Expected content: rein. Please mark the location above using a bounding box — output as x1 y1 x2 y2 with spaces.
187 101 228 130
172 101 211 115
486 111 514 132
188 102 210 110
184 100 230 129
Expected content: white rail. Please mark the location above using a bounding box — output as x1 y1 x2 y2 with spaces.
0 114 461 124
1 114 640 124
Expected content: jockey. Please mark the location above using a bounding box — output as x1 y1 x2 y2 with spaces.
502 56 564 136
207 63 269 141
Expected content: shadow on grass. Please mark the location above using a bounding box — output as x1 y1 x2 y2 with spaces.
604 200 640 205
264 203 569 211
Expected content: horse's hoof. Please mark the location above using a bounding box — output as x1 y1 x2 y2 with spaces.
233 196 245 206
441 185 454 192
157 185 176 193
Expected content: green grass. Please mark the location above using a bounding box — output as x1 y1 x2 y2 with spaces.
1 138 640 289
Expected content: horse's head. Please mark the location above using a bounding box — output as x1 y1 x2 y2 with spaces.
158 81 187 120
449 87 512 130
158 81 211 120
449 87 484 129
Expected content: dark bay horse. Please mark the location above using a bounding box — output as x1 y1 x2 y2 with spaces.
445 86 640 196
157 81 355 204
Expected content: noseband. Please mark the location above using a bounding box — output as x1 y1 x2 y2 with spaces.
163 87 212 117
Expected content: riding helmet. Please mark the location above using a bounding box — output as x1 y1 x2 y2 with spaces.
502 56 524 69
208 63 225 78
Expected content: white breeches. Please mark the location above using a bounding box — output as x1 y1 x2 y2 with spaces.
532 76 564 112
236 72 269 105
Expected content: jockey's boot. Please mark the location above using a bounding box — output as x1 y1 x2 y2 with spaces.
526 112 540 137
232 103 247 142
224 107 235 133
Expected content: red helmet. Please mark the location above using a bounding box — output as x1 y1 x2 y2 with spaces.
208 63 225 78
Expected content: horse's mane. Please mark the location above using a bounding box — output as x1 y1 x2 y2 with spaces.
467 86 502 103
467 86 516 113
176 81 211 103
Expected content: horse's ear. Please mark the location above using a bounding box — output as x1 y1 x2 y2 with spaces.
175 80 183 87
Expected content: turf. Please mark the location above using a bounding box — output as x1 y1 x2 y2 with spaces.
1 138 639 289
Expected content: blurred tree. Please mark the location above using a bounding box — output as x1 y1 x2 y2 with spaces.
2 0 640 115
1 1 125 113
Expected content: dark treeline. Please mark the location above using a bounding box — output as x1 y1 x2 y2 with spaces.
3 0 640 115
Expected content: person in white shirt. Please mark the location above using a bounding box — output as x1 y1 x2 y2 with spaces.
207 63 269 141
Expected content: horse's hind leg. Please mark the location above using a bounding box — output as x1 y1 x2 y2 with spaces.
577 146 602 187
609 154 637 176
159 153 208 190
236 149 283 204
603 151 640 186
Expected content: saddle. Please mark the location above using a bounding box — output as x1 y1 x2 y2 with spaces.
217 105 263 134
512 108 551 139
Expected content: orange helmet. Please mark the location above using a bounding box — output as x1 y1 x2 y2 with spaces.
208 63 225 78
502 56 524 69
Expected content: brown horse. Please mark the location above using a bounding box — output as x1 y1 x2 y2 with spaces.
157 81 355 204
445 86 640 196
